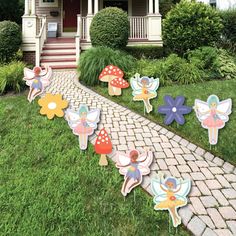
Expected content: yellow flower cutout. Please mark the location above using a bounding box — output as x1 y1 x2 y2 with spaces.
38 93 68 119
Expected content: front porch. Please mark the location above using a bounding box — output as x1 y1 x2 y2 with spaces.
22 0 162 67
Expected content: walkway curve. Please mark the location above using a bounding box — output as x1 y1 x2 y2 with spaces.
46 70 236 236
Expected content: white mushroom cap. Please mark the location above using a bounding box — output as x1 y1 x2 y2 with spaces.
110 77 129 88
99 65 124 82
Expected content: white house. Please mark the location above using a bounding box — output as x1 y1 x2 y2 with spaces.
22 0 162 69
196 0 236 10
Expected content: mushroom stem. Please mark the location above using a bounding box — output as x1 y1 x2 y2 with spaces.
99 154 108 166
108 83 115 96
113 87 122 96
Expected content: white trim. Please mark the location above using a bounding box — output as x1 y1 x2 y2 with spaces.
39 0 59 8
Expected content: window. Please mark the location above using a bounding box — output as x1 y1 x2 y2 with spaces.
209 0 216 8
39 0 58 7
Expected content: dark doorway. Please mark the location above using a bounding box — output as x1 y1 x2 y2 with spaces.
103 1 128 12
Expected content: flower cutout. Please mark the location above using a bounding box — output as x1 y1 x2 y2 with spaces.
158 95 192 125
38 93 68 119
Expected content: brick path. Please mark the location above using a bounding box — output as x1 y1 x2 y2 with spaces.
46 70 236 236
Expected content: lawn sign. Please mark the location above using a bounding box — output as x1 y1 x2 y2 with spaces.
151 173 191 228
99 65 129 96
158 95 192 125
194 95 232 145
94 128 113 166
23 66 52 103
131 73 159 114
116 149 153 196
65 105 100 150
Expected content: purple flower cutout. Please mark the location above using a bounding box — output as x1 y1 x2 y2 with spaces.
158 95 192 125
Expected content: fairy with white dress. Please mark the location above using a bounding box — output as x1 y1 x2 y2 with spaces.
65 105 100 150
152 176 191 227
23 66 52 102
131 73 159 113
194 95 232 145
116 149 153 196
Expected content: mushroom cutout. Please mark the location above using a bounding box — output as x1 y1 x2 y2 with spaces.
99 65 128 96
110 77 129 96
94 128 112 166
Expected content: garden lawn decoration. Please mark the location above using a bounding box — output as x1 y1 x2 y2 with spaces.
94 128 112 166
158 95 192 125
65 105 100 150
116 149 153 196
99 65 129 96
194 95 232 145
152 175 191 228
23 66 52 103
38 93 68 120
131 73 159 114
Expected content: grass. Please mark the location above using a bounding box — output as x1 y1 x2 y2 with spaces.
93 79 236 165
0 93 190 235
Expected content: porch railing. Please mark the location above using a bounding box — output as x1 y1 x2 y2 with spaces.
35 15 47 66
129 17 148 40
78 16 148 41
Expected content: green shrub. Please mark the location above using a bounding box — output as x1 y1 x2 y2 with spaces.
220 9 236 52
90 7 129 50
163 0 223 55
0 61 26 94
133 54 203 85
78 47 136 86
0 21 22 63
125 46 164 59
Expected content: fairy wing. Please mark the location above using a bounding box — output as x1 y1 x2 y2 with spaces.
137 151 153 175
175 179 191 198
40 67 53 87
65 109 81 129
23 68 35 86
148 78 159 92
116 153 131 176
194 99 210 121
151 178 167 202
130 78 142 96
86 109 100 128
216 99 232 121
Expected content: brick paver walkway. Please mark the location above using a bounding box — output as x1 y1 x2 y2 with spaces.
46 71 236 236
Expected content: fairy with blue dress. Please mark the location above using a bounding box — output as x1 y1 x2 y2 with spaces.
23 66 52 102
116 149 153 196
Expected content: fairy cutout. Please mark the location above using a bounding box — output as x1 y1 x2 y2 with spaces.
152 176 191 228
23 66 52 103
131 73 159 113
116 149 153 196
65 105 100 150
194 95 232 145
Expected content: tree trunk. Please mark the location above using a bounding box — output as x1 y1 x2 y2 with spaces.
99 154 108 166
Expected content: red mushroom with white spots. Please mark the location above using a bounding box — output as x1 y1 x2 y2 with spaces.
99 65 129 96
110 77 129 96
94 128 113 166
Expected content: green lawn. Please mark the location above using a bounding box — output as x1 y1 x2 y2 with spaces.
0 94 189 235
93 79 236 165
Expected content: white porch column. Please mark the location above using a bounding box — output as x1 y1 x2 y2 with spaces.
24 0 29 15
88 0 93 15
31 0 36 15
94 0 99 14
154 0 159 14
149 0 153 14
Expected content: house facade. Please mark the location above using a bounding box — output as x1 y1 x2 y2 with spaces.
196 0 236 10
22 0 162 69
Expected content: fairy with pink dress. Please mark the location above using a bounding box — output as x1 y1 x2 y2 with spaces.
65 105 100 150
194 95 232 145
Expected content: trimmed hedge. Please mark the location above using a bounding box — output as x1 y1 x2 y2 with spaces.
163 0 223 55
0 61 26 94
90 7 129 50
0 21 22 63
78 47 136 86
125 46 164 59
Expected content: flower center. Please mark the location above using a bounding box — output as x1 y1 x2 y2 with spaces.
172 107 177 113
48 102 57 110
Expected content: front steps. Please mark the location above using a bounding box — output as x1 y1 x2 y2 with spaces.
40 38 77 70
